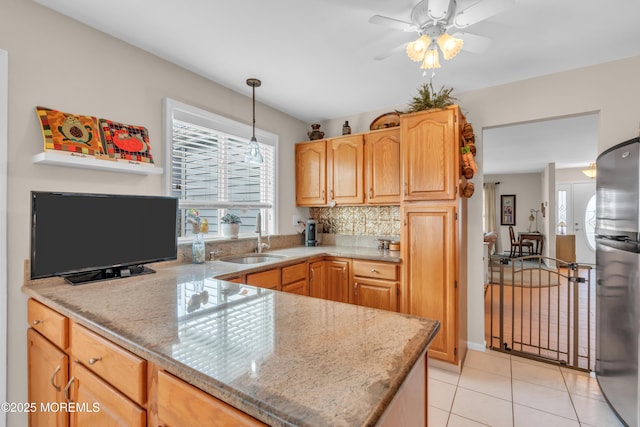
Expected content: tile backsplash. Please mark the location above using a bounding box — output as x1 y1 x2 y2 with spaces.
309 206 400 236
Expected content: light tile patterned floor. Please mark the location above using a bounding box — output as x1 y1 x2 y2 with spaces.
428 349 624 427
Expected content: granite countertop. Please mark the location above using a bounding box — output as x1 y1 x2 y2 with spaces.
23 246 439 427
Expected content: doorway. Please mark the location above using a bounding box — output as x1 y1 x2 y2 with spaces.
557 182 596 265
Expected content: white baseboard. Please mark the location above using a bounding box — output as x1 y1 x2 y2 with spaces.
467 340 487 352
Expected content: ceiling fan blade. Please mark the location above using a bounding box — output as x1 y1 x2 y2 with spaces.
369 14 415 31
453 0 514 28
453 32 492 54
373 42 407 60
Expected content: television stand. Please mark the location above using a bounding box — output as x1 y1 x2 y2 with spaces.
63 265 155 286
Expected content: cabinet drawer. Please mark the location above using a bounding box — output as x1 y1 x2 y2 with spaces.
352 260 398 281
70 322 146 406
28 299 68 350
282 279 308 295
157 370 266 427
282 263 306 284
246 269 281 290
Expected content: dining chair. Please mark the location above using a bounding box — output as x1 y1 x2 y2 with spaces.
509 226 533 257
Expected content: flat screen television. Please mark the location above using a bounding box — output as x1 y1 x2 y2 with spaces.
31 191 178 285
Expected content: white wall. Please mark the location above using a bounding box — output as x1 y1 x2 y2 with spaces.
0 1 308 424
0 49 8 427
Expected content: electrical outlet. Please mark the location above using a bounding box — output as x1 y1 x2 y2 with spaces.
293 215 300 226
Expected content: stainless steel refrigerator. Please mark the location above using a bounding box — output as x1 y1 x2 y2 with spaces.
596 136 640 427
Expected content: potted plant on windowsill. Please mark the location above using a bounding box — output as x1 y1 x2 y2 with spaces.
221 213 242 239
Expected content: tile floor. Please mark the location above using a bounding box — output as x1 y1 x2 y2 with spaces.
428 349 624 427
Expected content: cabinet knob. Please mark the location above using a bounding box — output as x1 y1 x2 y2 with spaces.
88 357 102 365
32 319 43 326
370 269 379 274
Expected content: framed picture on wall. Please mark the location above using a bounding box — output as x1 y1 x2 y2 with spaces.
501 195 516 226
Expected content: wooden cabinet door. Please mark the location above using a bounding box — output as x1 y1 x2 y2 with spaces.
156 370 266 427
401 204 458 363
69 361 145 427
295 140 327 206
365 128 401 204
309 260 326 299
325 260 350 303
246 268 281 290
352 278 398 312
28 328 69 427
327 135 364 204
401 107 460 201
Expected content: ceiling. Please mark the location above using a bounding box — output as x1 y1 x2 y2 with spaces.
33 0 640 124
483 113 599 174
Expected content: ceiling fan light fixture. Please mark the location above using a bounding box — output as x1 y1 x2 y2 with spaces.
437 33 463 60
420 47 441 69
406 35 431 62
582 162 597 178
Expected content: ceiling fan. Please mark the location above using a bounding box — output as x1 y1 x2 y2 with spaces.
369 0 514 69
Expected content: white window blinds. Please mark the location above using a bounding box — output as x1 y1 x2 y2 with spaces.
164 99 277 238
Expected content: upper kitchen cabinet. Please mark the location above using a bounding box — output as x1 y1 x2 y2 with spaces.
295 140 327 206
327 134 365 205
401 106 462 201
365 128 401 205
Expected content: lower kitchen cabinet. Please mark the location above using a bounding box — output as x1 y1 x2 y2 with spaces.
309 259 349 303
27 328 69 427
154 368 266 427
281 262 308 295
402 204 459 364
27 299 148 427
351 260 399 311
69 361 145 427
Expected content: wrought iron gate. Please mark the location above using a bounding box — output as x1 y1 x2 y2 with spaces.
488 256 594 371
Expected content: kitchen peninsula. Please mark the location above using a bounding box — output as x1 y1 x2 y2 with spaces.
23 247 440 426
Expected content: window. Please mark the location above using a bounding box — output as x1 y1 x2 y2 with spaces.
557 189 567 233
163 99 277 239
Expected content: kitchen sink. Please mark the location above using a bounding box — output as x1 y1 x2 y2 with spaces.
219 253 286 264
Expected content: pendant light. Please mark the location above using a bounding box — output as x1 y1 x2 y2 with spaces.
245 78 264 164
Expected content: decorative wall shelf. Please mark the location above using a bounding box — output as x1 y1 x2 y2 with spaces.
32 151 163 175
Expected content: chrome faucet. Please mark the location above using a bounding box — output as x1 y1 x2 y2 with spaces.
255 212 270 253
